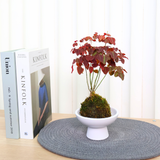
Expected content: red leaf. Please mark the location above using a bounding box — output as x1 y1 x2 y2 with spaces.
111 51 117 60
77 66 84 74
115 66 124 80
123 69 127 73
114 71 119 77
92 59 98 68
71 48 75 54
105 54 110 63
89 67 93 73
118 52 128 60
71 65 74 73
72 59 76 64
106 33 111 36
104 33 111 36
76 62 82 67
85 55 90 61
115 57 118 62
80 38 84 42
93 32 98 40
118 72 124 80
121 54 128 59
96 54 104 63
85 55 94 61
98 35 105 42
116 66 123 73
109 71 114 76
73 41 78 47
84 36 93 41
109 66 116 72
93 69 99 73
76 57 82 64
121 58 125 64
83 59 89 69
102 67 109 74
105 37 115 45
108 59 116 66
100 63 104 70
107 48 117 60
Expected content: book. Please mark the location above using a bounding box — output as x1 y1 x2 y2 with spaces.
15 48 52 139
0 49 21 139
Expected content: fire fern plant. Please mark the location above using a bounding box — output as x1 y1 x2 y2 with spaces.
71 32 128 118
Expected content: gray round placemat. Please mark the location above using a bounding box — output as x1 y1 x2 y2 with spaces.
38 118 160 160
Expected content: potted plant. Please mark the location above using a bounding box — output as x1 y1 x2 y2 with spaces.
71 32 128 140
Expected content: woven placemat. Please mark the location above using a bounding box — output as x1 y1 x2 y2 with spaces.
38 118 160 160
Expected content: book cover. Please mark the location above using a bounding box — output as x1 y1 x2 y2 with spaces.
0 49 21 139
15 48 52 139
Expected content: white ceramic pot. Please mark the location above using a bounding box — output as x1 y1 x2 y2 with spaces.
75 107 118 140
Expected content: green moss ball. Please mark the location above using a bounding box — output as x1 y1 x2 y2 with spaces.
80 92 111 118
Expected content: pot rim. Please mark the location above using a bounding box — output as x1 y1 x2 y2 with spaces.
75 107 118 121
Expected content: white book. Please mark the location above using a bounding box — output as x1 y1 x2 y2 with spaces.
0 49 21 139
15 48 52 139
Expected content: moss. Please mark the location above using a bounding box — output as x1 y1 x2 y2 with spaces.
80 92 111 118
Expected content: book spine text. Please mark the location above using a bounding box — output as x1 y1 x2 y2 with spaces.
15 50 33 139
1 51 20 139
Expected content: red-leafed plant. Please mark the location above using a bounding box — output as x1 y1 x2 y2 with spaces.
71 32 128 118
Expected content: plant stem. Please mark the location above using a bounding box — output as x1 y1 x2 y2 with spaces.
95 69 101 89
95 74 106 91
85 67 106 93
91 72 94 89
85 68 90 92
89 72 92 90
93 68 101 91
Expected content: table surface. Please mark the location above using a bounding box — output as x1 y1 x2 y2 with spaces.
0 110 160 160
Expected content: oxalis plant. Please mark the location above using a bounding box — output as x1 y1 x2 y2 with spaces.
71 32 128 118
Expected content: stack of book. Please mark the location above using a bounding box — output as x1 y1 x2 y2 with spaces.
0 48 52 139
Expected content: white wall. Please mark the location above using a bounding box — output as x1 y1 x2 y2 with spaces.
0 0 160 119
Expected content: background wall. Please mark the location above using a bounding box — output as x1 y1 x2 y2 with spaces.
0 0 160 119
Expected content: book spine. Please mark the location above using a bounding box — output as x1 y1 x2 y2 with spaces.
1 52 20 139
15 50 33 139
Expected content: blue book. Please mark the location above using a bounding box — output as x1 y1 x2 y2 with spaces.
0 49 21 139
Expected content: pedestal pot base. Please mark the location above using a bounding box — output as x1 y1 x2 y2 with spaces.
75 107 118 140
87 126 109 140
